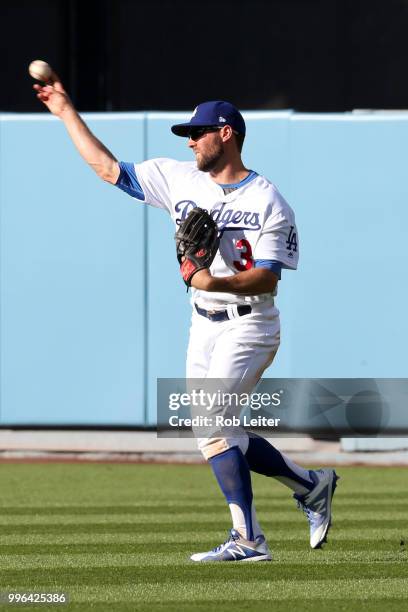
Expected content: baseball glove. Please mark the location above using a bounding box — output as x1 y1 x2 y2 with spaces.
175 207 220 287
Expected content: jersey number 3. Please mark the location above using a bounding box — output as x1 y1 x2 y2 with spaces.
234 239 254 271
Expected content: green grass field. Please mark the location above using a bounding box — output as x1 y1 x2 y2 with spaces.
0 463 407 611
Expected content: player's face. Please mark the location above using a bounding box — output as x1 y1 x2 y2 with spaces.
188 128 225 172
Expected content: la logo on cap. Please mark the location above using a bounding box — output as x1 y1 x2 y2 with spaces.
219 116 226 122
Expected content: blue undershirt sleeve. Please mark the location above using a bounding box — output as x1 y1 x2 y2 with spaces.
253 259 282 279
115 161 145 200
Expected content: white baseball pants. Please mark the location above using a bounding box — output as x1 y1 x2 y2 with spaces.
186 301 280 460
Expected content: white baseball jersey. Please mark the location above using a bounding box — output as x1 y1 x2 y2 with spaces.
120 157 299 309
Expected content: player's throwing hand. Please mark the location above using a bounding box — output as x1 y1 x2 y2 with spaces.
33 79 73 117
31 63 119 184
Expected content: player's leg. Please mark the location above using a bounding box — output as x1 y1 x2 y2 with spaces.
189 317 280 561
246 432 315 495
192 442 271 561
186 312 271 561
202 339 278 544
245 432 339 548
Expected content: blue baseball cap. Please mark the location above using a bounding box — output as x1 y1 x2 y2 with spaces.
171 101 246 137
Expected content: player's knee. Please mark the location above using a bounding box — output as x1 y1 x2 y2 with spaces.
198 436 249 461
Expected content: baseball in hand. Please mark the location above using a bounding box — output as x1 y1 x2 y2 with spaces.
28 60 53 82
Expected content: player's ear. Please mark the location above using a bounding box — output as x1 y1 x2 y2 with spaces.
220 125 234 143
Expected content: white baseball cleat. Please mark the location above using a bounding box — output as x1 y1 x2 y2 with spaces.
190 529 272 562
294 468 339 549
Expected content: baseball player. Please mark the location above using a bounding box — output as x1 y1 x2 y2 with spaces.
34 78 339 562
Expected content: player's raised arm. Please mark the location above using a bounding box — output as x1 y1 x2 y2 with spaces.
32 62 119 184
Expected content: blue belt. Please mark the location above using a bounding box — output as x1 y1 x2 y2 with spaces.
195 303 252 322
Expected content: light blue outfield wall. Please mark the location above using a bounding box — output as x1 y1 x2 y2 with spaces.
0 114 146 425
0 111 407 425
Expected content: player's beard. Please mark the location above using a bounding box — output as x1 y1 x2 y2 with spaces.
195 140 224 172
